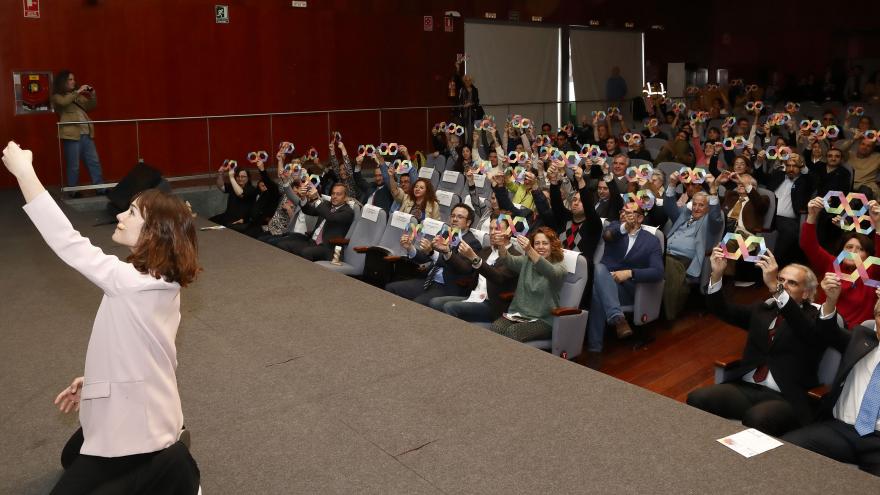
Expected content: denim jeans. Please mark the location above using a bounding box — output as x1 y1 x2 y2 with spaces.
586 263 635 352
63 135 104 187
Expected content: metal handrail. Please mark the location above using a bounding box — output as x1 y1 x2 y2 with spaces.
54 98 619 126
57 98 630 192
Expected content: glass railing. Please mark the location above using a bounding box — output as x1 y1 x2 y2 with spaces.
57 98 632 192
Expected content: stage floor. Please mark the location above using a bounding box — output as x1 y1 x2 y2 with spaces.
1 189 877 493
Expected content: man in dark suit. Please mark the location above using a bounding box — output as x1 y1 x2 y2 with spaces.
783 276 880 476
385 203 483 306
276 183 355 261
358 162 394 213
686 246 826 437
587 203 664 352
429 212 521 322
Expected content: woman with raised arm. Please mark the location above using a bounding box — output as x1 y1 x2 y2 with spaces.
490 227 568 342
1 142 201 494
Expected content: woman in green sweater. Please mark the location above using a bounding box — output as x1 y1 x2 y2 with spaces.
490 226 567 342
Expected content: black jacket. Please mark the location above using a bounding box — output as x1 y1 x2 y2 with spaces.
413 230 483 289
301 199 355 247
707 289 826 425
817 318 880 419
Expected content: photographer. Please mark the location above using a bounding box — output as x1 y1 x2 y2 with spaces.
52 70 104 194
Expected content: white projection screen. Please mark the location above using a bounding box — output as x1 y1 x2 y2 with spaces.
464 22 560 129
570 28 644 118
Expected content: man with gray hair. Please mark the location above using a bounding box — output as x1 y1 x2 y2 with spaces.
686 246 824 437
662 170 724 319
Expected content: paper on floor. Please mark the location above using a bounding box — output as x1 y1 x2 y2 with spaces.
717 428 783 458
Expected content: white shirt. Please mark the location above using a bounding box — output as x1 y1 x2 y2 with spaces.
464 244 510 303
706 278 788 393
619 224 641 256
24 191 183 457
823 312 880 432
774 176 797 219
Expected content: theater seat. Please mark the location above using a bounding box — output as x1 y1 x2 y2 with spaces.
524 249 589 360
436 191 460 220
315 204 387 276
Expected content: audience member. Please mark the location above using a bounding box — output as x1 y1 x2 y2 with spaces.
662 171 723 320
209 163 256 227
687 247 824 436
385 204 482 305
276 183 354 261
587 203 664 353
801 197 880 328
429 212 521 322
489 227 567 342
783 281 880 477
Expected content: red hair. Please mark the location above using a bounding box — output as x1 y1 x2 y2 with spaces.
529 226 564 263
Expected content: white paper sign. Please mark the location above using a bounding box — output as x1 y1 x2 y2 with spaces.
474 174 486 188
717 429 783 458
442 170 460 184
419 167 435 179
562 249 579 274
361 204 380 222
390 211 413 229
436 190 454 206
421 218 444 236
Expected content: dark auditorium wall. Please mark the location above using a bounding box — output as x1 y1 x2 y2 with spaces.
0 0 875 188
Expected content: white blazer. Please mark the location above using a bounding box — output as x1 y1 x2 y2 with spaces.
24 191 184 457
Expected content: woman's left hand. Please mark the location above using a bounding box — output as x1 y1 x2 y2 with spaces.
54 376 84 414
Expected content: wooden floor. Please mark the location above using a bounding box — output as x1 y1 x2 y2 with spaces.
575 285 765 403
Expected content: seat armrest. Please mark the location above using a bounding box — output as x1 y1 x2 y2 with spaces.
714 355 742 369
353 246 370 253
384 255 403 262
808 384 830 401
551 307 581 317
328 237 350 246
499 291 515 301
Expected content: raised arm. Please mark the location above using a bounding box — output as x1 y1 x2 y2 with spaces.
3 142 126 295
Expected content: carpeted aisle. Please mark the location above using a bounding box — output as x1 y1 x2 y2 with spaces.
0 189 877 494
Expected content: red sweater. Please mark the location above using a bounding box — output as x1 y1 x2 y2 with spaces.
800 221 879 328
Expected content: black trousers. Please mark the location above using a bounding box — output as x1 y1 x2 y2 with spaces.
52 428 200 495
686 381 800 437
276 233 333 261
385 278 468 306
783 419 880 476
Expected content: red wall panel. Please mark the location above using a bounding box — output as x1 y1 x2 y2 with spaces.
1 0 874 189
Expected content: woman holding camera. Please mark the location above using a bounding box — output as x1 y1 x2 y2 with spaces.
52 70 105 193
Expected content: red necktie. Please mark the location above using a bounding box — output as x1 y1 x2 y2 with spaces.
566 223 578 249
753 314 782 383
